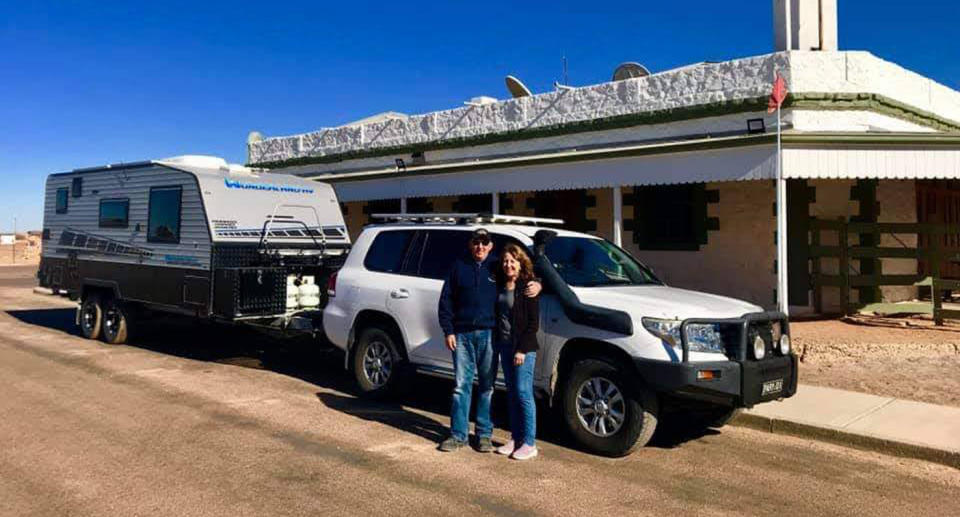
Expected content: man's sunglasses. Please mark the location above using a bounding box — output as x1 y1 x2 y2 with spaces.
470 238 491 246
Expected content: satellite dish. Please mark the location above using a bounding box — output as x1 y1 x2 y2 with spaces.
505 75 532 98
612 62 651 81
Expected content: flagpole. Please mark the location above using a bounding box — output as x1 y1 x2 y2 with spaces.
776 94 789 316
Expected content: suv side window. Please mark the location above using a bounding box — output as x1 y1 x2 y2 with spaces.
364 230 415 273
417 230 473 280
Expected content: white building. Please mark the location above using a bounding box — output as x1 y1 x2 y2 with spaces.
248 0 960 314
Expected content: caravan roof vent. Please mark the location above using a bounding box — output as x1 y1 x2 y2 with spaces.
160 155 229 170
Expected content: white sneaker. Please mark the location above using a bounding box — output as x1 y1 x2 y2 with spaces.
496 440 515 455
511 444 538 460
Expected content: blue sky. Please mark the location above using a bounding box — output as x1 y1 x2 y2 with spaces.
2 0 958 231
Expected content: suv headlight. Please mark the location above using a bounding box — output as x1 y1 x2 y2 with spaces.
641 318 726 355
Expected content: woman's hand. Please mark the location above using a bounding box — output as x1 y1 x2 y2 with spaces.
514 352 525 366
524 281 541 297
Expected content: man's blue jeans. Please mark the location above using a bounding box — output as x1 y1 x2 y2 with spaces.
497 341 537 446
450 329 496 442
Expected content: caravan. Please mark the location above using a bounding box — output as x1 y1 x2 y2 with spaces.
38 155 349 343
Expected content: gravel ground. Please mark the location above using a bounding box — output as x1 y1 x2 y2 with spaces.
2 266 959 516
793 316 960 407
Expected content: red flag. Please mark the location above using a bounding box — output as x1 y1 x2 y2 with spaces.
767 73 787 113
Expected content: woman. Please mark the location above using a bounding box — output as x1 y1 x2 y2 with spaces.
494 244 540 460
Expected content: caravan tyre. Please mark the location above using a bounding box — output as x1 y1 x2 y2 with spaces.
561 359 658 457
101 299 130 345
79 295 103 340
352 328 402 398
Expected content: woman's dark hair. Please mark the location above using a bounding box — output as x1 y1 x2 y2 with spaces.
501 243 535 283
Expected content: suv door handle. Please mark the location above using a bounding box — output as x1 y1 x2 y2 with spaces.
390 289 410 299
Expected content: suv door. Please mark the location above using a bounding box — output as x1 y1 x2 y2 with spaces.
389 229 473 367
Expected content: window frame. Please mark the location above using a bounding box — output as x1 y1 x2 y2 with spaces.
55 188 69 214
147 186 183 244
98 198 130 228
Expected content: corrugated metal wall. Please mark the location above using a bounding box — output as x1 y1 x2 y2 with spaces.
42 166 211 270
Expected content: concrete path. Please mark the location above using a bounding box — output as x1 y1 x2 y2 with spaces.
738 384 960 468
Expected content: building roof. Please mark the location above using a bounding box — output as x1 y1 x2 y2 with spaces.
249 51 960 169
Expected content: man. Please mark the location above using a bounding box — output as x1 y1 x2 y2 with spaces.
437 228 540 452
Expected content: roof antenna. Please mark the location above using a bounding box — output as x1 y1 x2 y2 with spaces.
553 54 574 91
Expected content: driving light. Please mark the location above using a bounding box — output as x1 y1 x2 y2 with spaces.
752 334 766 360
779 334 791 355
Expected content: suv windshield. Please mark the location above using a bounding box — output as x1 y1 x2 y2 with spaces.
544 237 661 287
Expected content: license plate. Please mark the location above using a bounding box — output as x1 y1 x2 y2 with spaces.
762 378 784 396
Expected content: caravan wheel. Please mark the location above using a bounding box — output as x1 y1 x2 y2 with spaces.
101 300 130 345
79 295 103 340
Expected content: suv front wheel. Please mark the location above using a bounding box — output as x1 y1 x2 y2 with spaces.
561 359 658 457
352 327 403 398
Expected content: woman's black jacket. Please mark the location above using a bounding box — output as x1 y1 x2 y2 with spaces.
501 279 540 354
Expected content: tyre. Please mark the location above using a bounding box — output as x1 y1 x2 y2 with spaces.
101 299 131 345
352 327 404 397
561 359 658 457
79 294 103 340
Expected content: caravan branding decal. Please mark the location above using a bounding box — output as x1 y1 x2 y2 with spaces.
224 178 314 194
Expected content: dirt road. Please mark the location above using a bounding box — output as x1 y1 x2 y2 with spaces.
0 266 957 516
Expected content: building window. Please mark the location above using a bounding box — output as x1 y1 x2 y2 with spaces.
362 199 401 224
526 190 597 233
99 198 130 228
453 194 492 214
147 186 182 243
56 188 69 214
628 184 708 251
71 177 83 197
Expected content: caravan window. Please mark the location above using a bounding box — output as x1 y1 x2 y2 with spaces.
147 186 182 243
99 199 129 228
56 188 69 214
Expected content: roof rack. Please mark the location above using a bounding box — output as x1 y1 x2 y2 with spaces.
369 213 565 226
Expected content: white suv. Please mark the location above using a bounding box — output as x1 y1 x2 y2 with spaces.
323 215 797 456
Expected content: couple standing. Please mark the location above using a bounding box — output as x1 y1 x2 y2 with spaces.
437 228 541 460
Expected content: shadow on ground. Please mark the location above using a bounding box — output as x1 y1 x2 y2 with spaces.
6 307 721 454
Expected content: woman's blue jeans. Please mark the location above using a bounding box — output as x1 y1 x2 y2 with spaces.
496 340 537 446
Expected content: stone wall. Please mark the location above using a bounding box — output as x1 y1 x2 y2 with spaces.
253 51 960 167
338 180 919 312
622 181 777 308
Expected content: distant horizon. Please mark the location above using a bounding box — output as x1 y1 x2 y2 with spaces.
3 0 958 231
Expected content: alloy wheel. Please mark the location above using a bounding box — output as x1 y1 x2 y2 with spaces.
575 376 626 437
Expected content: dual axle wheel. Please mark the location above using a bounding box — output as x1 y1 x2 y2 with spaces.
79 294 131 345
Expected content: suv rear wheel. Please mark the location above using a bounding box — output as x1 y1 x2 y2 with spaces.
561 359 658 457
352 327 403 398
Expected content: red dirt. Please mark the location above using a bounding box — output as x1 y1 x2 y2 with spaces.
793 316 960 407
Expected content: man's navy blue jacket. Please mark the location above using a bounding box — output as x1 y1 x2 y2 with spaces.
438 254 498 336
